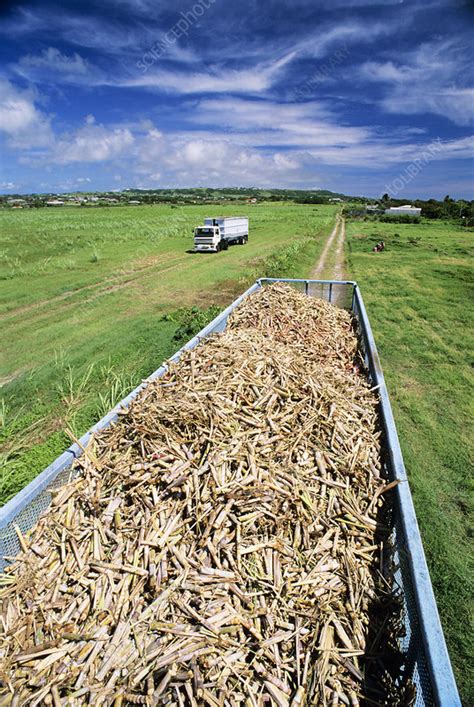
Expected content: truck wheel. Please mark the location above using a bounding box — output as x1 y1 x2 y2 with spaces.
216 242 221 252
223 241 229 250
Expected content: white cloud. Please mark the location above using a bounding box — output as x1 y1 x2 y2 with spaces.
359 40 474 126
52 124 134 164
134 128 166 164
308 135 474 167
295 19 400 60
0 5 194 57
120 53 296 95
188 98 370 146
382 88 474 128
129 128 306 187
1 83 472 190
11 48 115 90
0 79 53 148
0 181 18 190
14 47 92 84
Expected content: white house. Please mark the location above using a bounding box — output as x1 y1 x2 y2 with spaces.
384 205 421 217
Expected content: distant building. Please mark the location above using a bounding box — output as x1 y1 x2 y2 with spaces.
366 204 379 212
384 205 421 217
128 200 140 204
329 198 343 202
46 200 64 206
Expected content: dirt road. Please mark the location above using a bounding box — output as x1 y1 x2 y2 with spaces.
311 214 346 280
310 214 348 306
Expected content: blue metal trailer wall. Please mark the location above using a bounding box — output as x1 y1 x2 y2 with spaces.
0 279 460 706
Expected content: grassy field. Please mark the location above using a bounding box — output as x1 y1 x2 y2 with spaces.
0 202 337 504
346 217 473 701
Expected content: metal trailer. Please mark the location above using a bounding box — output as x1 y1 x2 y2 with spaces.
204 217 248 244
0 279 460 706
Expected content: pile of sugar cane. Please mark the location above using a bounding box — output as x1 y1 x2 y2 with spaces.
0 284 412 706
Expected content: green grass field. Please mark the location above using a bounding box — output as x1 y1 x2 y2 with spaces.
346 218 473 701
0 202 337 504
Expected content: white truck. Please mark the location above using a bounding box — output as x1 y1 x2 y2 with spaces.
194 217 248 253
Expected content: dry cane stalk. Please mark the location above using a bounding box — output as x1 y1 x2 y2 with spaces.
0 284 411 706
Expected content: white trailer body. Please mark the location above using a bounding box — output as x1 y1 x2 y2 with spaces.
384 206 421 217
194 217 249 252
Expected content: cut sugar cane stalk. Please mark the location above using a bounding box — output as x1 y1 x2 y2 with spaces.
0 283 412 706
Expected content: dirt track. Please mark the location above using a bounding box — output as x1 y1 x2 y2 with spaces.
310 214 347 306
311 215 346 280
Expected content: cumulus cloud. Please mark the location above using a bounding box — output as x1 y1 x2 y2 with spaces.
129 114 473 186
163 139 302 185
51 123 135 163
0 79 53 148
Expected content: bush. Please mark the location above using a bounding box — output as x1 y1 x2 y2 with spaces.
379 215 421 224
171 305 222 347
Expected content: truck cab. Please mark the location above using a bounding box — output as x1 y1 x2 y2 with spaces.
193 225 227 252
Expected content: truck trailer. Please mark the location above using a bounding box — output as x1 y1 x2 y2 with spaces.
194 216 248 252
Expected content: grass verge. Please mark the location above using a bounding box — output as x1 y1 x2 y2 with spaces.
346 217 473 702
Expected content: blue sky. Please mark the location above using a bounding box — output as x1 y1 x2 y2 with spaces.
0 0 473 197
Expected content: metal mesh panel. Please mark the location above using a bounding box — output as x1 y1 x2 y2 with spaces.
307 282 354 309
392 517 435 705
259 279 354 310
0 466 78 568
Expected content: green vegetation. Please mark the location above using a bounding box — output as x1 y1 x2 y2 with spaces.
380 193 474 224
346 217 474 701
379 214 421 223
0 202 337 504
346 194 474 226
0 186 355 209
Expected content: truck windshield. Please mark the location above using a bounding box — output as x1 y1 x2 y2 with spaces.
196 228 214 235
